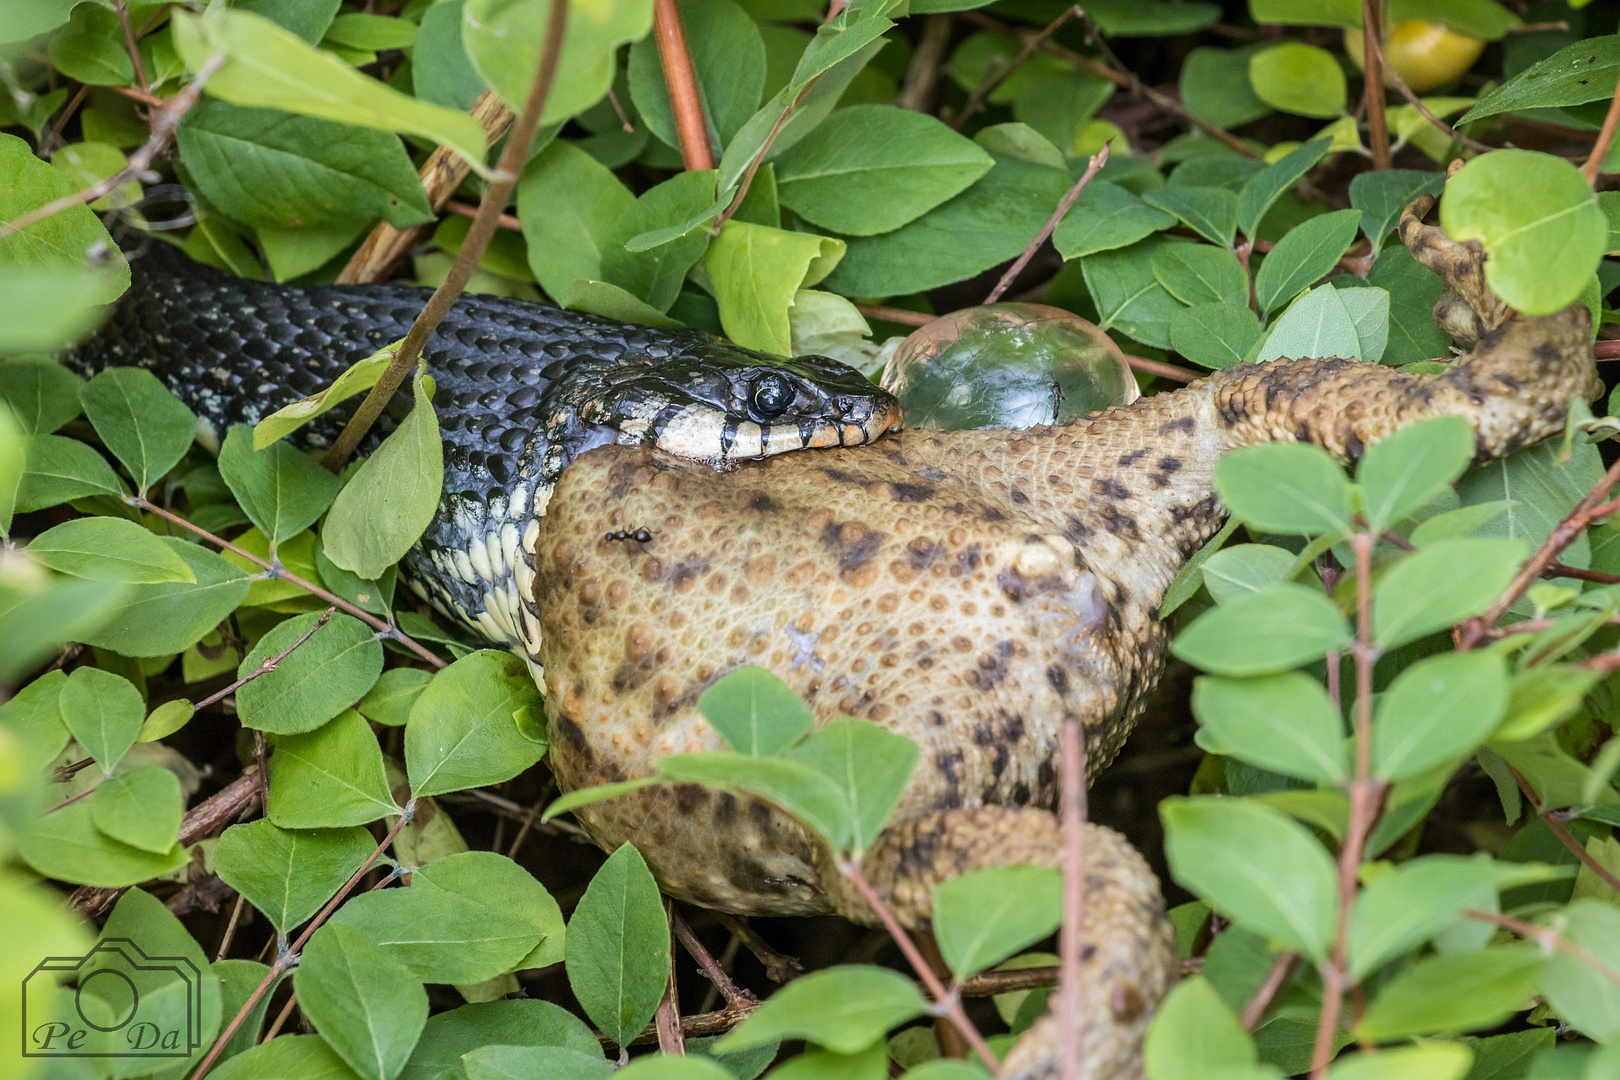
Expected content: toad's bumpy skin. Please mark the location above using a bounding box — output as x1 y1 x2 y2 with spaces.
535 198 1600 1079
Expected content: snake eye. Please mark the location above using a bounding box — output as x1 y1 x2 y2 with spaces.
750 372 794 419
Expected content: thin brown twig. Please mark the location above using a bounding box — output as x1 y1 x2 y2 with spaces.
1361 0 1390 169
656 900 686 1055
1584 81 1620 182
1057 718 1088 1080
950 5 1077 131
261 993 297 1043
966 12 1257 158
652 0 714 170
672 912 756 1010
1243 951 1298 1031
712 912 804 983
194 608 334 712
1547 561 1620 585
1464 908 1620 986
504 796 545 859
446 201 522 231
0 54 225 241
985 142 1109 304
44 85 92 152
1364 30 1494 155
1460 456 1620 647
712 79 818 235
841 860 1001 1072
898 14 953 113
108 84 167 108
134 498 445 668
192 806 414 1080
216 893 248 962
322 0 567 471
611 998 759 1048
1596 340 1620 360
1506 764 1620 895
117 0 151 92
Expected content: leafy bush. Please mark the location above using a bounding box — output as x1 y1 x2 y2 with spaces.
5 1 1620 1079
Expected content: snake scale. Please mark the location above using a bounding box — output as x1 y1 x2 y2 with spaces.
67 196 1601 1079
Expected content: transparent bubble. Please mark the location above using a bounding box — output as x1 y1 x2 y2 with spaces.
881 304 1139 432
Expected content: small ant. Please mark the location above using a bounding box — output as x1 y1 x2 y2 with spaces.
604 528 652 543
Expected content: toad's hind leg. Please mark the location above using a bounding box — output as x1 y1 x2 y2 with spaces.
817 807 1176 1080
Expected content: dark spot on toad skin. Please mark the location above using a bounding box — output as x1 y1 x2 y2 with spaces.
1158 416 1194 436
1096 503 1141 540
980 505 1007 522
1118 448 1149 467
972 723 994 746
906 537 942 570
1157 457 1180 473
890 481 935 502
1047 665 1070 694
819 520 884 573
1064 515 1093 543
745 491 780 513
1093 478 1131 500
955 545 983 574
1010 487 1030 504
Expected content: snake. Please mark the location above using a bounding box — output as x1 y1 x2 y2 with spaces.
63 197 1601 1079
68 246 901 649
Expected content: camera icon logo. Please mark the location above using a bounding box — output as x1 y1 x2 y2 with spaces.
21 939 203 1059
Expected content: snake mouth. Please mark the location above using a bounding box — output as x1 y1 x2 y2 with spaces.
798 398 904 451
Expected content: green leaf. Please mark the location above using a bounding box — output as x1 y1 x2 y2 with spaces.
267 708 398 828
516 140 635 301
1374 651 1508 781
1495 664 1600 743
236 612 383 736
557 280 685 327
412 0 485 109
825 151 1072 298
15 433 123 511
0 358 83 435
1254 210 1361 313
602 169 720 312
716 965 927 1055
296 922 428 1080
564 843 671 1049
171 8 489 174
61 666 144 775
1248 43 1347 119
1142 186 1238 248
213 959 281 1068
357 668 432 728
177 101 432 232
1152 243 1248 307
253 341 399 449
89 764 182 854
46 4 132 85
1144 976 1265 1080
405 650 547 798
1539 898 1620 1041
398 1000 601 1080
1327 1046 1473 1080
0 133 128 307
80 368 197 494
1440 150 1606 315
619 1058 743 1080
217 424 342 545
1181 46 1272 130
1358 416 1475 533
324 12 416 50
1355 946 1541 1040
1082 238 1185 349
463 0 654 128
322 368 443 581
1169 303 1263 370
213 819 374 933
787 718 919 858
659 752 850 851
1366 246 1450 365
1372 538 1525 649
27 517 195 584
76 538 251 656
1237 137 1332 241
775 105 992 236
1201 544 1299 604
1214 442 1354 536
627 0 764 154
1052 180 1176 260
1161 796 1338 963
1 668 70 761
1193 673 1348 784
20 799 188 886
932 864 1061 979
1460 35 1620 123
707 222 843 356
1349 169 1445 254
1256 283 1364 362
463 1046 614 1080
1173 584 1351 676
697 664 814 756
333 882 542 985
416 850 566 971
1347 855 1501 978
210 1036 361 1080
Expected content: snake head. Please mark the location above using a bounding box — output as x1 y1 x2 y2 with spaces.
582 343 903 463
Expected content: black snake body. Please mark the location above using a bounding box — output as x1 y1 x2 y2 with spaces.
68 250 901 646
